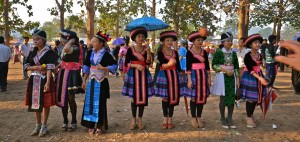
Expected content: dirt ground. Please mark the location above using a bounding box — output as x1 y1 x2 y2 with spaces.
0 61 300 142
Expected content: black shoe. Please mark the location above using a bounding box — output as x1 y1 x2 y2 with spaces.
1 88 6 92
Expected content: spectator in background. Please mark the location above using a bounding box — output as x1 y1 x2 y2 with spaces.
260 39 268 68
265 35 278 89
0 36 12 92
19 36 31 80
236 38 249 78
13 45 20 64
52 40 63 64
113 45 120 77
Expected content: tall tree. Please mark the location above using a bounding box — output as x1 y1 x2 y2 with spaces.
78 0 96 45
250 0 300 41
4 0 9 45
0 0 35 45
48 0 73 29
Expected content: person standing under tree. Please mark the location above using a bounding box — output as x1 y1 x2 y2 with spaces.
0 36 11 92
155 30 182 129
236 38 249 78
81 31 117 135
20 36 31 80
24 30 56 137
265 35 278 89
122 28 155 130
55 29 84 132
211 32 239 129
184 31 211 128
240 34 269 128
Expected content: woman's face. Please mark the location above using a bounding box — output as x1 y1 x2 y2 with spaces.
91 37 104 51
33 36 45 48
250 40 261 51
162 37 174 48
135 34 145 44
193 37 204 48
223 38 233 49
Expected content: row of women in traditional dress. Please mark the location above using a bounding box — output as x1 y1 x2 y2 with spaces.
24 27 269 137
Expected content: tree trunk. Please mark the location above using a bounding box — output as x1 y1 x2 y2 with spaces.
238 0 245 39
272 17 277 35
244 0 250 37
173 1 179 50
86 0 94 46
151 0 156 52
4 0 10 46
276 0 283 42
116 0 120 38
60 0 65 29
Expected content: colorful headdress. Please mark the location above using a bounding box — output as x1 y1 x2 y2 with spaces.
60 29 78 42
32 29 47 40
245 34 263 48
221 32 233 42
130 27 148 41
95 31 112 43
188 31 207 42
159 30 178 41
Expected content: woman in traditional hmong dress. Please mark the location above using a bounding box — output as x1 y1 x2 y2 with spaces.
118 36 130 81
185 31 211 128
178 39 187 71
81 31 117 135
155 31 182 129
24 30 56 137
211 32 239 129
122 27 154 130
55 29 84 132
240 34 269 128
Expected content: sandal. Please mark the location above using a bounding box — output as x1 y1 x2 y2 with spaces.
130 123 137 130
138 122 144 130
39 126 48 137
162 123 168 129
197 119 204 128
68 123 77 132
167 123 174 129
30 124 41 136
95 129 102 135
191 118 199 128
88 129 95 135
247 123 257 128
61 124 68 131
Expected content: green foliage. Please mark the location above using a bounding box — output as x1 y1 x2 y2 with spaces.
250 0 300 30
0 0 38 37
77 0 147 37
40 18 60 41
47 0 73 16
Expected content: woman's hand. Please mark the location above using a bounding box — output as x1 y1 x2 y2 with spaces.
97 64 107 71
44 82 50 92
136 65 145 71
82 81 86 89
168 58 176 66
259 77 269 86
225 70 233 76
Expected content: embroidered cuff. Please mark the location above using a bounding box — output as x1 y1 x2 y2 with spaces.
46 64 55 70
82 65 90 74
24 63 30 71
213 65 221 72
108 64 118 74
